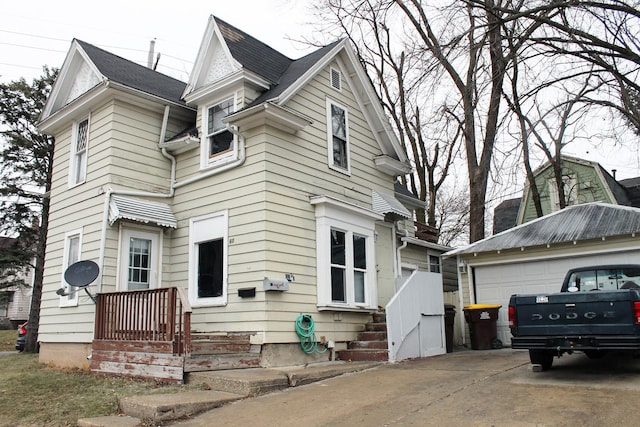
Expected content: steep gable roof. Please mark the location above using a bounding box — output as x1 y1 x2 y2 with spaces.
449 202 640 256
75 40 187 105
185 16 409 169
216 17 292 84
40 39 189 124
249 41 341 106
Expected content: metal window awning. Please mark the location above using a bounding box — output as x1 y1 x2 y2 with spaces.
372 190 411 218
109 195 177 228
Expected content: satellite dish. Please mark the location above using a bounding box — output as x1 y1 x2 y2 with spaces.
63 260 99 303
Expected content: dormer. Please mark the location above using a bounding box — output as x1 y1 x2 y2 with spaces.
182 16 291 106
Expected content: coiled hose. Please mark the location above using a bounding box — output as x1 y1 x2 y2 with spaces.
295 313 327 354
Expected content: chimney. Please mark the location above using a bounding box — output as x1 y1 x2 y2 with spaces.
147 39 156 69
612 169 617 180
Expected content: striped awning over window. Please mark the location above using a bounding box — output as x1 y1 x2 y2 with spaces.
109 195 177 228
372 190 411 218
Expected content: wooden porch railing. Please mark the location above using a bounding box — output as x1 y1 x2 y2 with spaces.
94 287 191 355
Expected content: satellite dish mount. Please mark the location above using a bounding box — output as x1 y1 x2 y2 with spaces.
63 260 99 303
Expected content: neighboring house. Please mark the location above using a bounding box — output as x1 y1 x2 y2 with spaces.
448 155 640 347
494 155 640 234
0 237 32 327
37 16 453 381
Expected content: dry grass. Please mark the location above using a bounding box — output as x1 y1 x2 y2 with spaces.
0 329 16 352
0 352 204 426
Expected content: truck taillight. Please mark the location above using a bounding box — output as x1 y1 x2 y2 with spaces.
508 306 516 328
634 302 640 325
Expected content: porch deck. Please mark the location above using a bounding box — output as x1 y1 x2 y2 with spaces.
90 287 259 383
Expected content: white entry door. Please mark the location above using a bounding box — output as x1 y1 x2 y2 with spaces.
120 229 159 291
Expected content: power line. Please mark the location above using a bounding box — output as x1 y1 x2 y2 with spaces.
0 41 66 54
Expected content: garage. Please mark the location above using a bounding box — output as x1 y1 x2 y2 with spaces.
472 251 640 345
446 203 640 347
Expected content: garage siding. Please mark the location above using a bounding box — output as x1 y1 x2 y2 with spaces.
473 251 640 346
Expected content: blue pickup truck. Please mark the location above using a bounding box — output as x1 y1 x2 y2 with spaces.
509 265 640 370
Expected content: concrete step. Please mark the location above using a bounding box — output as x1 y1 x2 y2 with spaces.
77 416 142 427
118 390 243 424
101 362 380 425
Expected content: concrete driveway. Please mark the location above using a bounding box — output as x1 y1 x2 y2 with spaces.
169 348 640 426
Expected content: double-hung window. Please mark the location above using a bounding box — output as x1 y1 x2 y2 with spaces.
330 229 368 304
326 99 350 173
189 211 228 306
70 117 89 186
429 255 441 273
60 228 82 306
203 97 235 165
313 197 378 310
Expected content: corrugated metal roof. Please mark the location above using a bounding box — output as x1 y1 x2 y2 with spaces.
447 202 640 256
109 195 177 229
372 190 411 218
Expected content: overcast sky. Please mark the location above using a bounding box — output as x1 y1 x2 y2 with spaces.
2 0 639 180
1 0 318 83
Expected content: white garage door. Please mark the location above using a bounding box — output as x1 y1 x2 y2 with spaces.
473 251 640 346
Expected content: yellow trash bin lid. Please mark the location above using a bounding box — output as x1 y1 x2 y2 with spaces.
463 304 502 310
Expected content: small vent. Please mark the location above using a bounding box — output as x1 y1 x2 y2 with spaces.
330 68 341 91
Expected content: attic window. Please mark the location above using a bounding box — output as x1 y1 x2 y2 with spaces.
330 68 342 91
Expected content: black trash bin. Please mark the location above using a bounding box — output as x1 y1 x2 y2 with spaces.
444 304 456 353
463 304 502 350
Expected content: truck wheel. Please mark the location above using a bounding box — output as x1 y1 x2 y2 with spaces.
529 350 553 370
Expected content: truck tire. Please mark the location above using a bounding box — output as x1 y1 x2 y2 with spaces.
529 349 554 370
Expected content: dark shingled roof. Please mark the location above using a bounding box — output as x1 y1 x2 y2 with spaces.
215 17 292 84
213 16 341 107
449 203 640 256
619 176 640 207
492 197 521 235
75 40 188 106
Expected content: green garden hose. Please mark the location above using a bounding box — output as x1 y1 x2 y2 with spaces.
295 313 327 354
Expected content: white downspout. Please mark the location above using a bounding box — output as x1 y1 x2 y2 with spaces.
97 105 175 291
395 222 409 279
172 124 245 189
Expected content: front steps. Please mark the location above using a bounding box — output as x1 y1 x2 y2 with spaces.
184 333 261 372
337 312 389 362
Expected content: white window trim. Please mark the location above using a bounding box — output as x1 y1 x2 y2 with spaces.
188 210 229 307
116 227 161 292
326 98 351 175
59 228 83 307
313 197 378 310
548 175 577 212
68 114 90 188
200 94 239 170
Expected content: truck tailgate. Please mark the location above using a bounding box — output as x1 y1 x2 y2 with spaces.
511 290 640 336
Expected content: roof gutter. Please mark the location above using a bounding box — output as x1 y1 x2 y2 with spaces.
172 124 246 189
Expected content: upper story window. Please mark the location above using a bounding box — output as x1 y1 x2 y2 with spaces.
326 99 350 174
69 117 89 187
206 98 234 157
548 175 577 212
